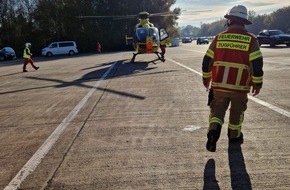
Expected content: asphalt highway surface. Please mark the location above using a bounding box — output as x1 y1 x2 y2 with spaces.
1 42 290 190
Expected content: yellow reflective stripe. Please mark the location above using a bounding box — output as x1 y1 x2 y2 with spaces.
252 76 263 83
213 61 250 90
250 50 263 61
217 41 250 51
212 82 251 91
203 71 212 78
210 117 223 125
212 62 251 89
222 67 230 83
205 48 214 59
228 111 244 137
214 61 249 69
218 33 251 43
228 123 241 130
236 66 244 86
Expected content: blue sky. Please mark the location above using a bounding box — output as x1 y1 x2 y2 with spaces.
172 0 290 27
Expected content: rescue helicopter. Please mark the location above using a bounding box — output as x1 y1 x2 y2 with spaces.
126 11 170 63
77 9 211 63
77 11 175 63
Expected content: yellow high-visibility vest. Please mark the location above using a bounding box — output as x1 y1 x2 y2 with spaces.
23 47 31 58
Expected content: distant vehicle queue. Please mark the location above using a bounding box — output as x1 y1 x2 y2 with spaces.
181 36 212 44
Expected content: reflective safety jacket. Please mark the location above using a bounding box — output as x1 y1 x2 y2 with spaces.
23 47 32 58
202 26 263 93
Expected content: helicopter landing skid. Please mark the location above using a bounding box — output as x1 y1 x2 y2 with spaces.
130 52 165 63
130 53 138 63
155 52 165 62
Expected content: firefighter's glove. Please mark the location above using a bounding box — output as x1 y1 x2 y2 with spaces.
252 83 262 96
202 78 211 89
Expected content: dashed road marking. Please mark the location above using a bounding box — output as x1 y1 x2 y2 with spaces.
183 125 202 132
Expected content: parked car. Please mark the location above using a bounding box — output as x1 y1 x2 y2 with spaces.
197 37 209 45
257 30 290 47
0 47 17 61
182 37 192 43
41 41 78 57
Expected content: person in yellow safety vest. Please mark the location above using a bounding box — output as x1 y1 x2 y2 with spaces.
23 43 39 72
202 5 264 152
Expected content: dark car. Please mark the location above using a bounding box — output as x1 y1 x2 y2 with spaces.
0 47 17 61
257 30 290 47
197 37 209 45
182 37 192 43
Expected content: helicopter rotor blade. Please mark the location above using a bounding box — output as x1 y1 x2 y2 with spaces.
182 9 212 14
76 10 212 19
76 14 137 19
150 13 179 17
112 17 138 20
149 11 172 16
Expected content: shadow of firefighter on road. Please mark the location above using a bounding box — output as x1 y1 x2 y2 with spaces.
203 142 252 189
203 159 220 190
228 141 252 190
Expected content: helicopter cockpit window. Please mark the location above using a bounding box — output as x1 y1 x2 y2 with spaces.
136 27 160 42
149 27 160 41
136 28 148 42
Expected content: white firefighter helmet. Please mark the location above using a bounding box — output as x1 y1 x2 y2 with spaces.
224 5 252 25
25 43 31 47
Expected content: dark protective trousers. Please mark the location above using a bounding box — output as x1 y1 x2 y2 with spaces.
23 58 37 71
208 90 248 139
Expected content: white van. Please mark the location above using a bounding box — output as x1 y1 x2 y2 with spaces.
41 41 78 56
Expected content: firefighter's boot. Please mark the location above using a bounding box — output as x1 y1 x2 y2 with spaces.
228 128 243 143
206 124 221 152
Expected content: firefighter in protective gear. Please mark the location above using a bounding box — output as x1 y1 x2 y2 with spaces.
202 5 264 152
23 43 39 72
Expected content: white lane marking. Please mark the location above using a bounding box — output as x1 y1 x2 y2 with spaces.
183 125 201 132
180 48 206 54
168 58 202 75
5 59 120 190
167 58 290 119
248 96 290 118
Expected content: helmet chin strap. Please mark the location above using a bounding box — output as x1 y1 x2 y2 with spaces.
225 19 244 27
224 20 230 27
